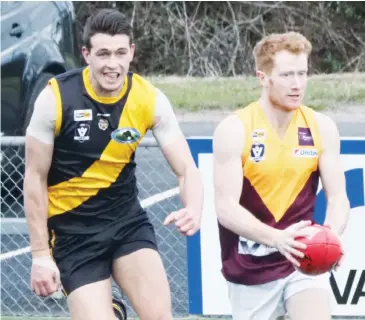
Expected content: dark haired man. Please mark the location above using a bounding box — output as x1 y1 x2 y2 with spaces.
24 9 203 320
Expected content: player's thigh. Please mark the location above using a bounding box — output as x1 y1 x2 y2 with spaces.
67 278 115 320
112 247 172 320
50 231 112 295
284 271 332 320
227 280 286 320
285 288 331 320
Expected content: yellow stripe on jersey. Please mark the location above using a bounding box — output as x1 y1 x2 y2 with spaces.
47 74 156 218
236 102 322 222
48 78 63 136
82 67 129 105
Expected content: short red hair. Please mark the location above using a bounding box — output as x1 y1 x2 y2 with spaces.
253 32 312 73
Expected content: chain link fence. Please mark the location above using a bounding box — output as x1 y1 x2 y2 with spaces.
0 136 187 318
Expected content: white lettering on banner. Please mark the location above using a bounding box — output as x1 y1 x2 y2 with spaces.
238 236 278 256
197 149 365 317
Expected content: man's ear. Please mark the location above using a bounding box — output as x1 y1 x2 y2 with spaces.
256 70 268 88
129 43 136 60
81 46 91 65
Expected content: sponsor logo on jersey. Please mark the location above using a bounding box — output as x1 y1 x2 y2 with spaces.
252 129 266 140
293 148 318 158
74 109 93 121
111 128 140 144
298 127 314 146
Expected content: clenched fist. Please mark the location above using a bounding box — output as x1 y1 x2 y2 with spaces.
31 256 61 297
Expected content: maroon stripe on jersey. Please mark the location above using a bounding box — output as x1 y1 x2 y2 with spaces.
240 177 276 226
276 169 320 229
218 170 320 285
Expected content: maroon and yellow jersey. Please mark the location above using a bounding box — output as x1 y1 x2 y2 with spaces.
218 101 323 285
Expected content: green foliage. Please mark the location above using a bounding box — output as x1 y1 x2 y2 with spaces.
74 1 365 76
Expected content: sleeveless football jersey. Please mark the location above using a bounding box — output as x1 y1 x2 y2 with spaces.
47 67 156 235
219 101 323 285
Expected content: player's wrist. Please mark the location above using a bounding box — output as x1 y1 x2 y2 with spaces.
186 205 202 219
32 255 58 271
265 226 282 248
323 223 341 237
31 248 50 258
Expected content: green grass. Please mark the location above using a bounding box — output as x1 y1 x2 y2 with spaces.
147 73 365 112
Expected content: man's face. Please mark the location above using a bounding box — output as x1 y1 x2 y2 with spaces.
82 33 135 93
259 50 309 111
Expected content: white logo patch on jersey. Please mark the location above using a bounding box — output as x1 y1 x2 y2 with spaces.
250 142 265 163
74 109 93 121
74 123 90 143
238 236 278 256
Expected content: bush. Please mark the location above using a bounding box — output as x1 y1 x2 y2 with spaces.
74 1 365 76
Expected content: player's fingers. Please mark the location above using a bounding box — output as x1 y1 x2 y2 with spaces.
179 221 194 233
290 239 307 250
47 275 59 293
163 213 176 225
33 282 46 296
285 252 300 268
40 283 50 296
175 215 192 228
173 209 187 221
185 227 198 237
164 210 186 225
294 228 315 240
54 270 61 288
292 220 312 231
286 245 305 259
334 253 345 271
33 284 41 296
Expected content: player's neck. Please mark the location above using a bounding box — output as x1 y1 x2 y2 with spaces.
89 72 126 98
259 95 296 138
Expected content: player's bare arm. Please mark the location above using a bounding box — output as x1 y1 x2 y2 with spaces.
316 112 350 236
24 85 60 296
213 114 313 266
152 89 204 236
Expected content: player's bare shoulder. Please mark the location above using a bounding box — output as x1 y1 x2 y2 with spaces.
213 113 245 159
26 83 57 144
314 111 340 146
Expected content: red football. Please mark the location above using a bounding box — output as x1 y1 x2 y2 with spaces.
295 224 343 275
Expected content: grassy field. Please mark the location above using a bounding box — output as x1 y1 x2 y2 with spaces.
148 72 365 112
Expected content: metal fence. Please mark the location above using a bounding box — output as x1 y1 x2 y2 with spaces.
0 136 187 318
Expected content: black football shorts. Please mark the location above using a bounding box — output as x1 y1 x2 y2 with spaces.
49 215 158 295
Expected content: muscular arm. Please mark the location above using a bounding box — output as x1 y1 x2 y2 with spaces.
24 85 56 258
213 115 279 246
316 113 350 236
152 89 203 222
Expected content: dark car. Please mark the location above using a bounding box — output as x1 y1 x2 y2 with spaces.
1 1 83 219
1 0 82 137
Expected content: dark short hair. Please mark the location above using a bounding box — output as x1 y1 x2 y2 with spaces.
83 9 133 49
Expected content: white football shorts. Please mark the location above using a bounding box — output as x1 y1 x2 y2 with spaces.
227 270 331 320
